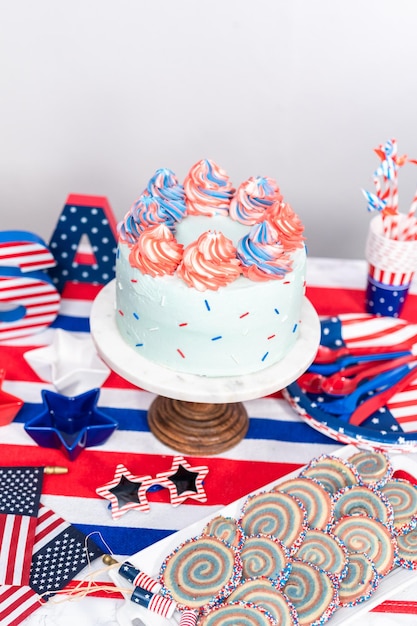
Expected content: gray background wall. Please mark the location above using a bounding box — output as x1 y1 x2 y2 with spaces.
1 0 417 259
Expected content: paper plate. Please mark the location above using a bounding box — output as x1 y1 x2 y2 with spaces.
283 314 417 453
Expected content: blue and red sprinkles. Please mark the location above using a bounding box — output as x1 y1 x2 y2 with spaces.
211 336 222 341
239 312 249 319
178 322 188 327
267 334 276 340
177 349 186 359
133 312 139 320
118 309 124 316
204 299 211 311
261 352 269 362
274 308 280 315
292 323 298 333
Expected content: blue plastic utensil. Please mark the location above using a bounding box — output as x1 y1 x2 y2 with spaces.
317 364 414 415
308 351 412 375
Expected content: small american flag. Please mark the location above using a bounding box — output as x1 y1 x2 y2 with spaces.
29 504 104 600
0 467 43 586
0 502 105 625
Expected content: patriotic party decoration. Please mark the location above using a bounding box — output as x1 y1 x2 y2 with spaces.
23 328 111 396
47 194 118 293
0 231 61 340
24 388 118 461
155 456 209 507
29 503 104 601
0 502 105 626
96 465 155 519
362 139 417 316
96 457 210 517
0 369 23 426
0 466 43 586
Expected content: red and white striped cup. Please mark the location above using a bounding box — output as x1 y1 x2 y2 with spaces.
365 213 417 316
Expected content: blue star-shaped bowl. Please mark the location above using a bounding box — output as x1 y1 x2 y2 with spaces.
24 388 118 460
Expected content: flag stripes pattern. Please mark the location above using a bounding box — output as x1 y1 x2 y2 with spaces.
0 467 43 586
0 277 60 340
0 586 40 626
0 241 56 273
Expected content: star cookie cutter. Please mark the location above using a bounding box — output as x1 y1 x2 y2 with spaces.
24 388 118 460
24 329 111 396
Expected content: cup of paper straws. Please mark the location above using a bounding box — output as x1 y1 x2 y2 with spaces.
363 139 417 317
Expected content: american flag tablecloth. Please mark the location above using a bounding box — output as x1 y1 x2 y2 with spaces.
1 256 417 626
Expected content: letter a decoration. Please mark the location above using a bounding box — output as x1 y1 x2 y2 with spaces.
47 194 118 293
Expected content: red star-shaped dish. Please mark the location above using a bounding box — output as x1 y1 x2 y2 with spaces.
96 464 154 519
155 456 209 507
0 369 24 426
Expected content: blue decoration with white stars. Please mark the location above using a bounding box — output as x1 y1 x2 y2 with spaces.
365 276 409 317
47 194 118 292
319 316 345 349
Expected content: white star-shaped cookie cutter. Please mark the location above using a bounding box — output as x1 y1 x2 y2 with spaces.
23 328 111 396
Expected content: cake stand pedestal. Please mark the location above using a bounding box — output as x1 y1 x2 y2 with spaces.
90 281 320 455
147 397 249 455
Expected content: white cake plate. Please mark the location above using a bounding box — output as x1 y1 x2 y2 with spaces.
90 280 320 454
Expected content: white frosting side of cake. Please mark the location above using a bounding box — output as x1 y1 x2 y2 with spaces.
115 240 306 377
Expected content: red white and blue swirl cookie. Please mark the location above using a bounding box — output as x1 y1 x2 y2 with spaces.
332 484 394 528
380 478 417 534
294 529 348 579
338 552 379 607
239 491 307 552
348 449 393 488
275 477 333 530
283 560 338 626
332 515 396 577
202 515 244 549
299 455 360 495
396 526 417 570
240 535 291 585
159 535 242 611
198 601 276 625
227 578 299 625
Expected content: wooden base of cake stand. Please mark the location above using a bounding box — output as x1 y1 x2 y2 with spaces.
147 396 249 456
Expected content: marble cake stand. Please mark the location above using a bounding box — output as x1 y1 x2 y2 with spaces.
90 280 320 455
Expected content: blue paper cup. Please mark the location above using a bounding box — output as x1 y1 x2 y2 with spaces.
365 275 410 317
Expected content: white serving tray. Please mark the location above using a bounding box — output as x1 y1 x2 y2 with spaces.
111 445 417 626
